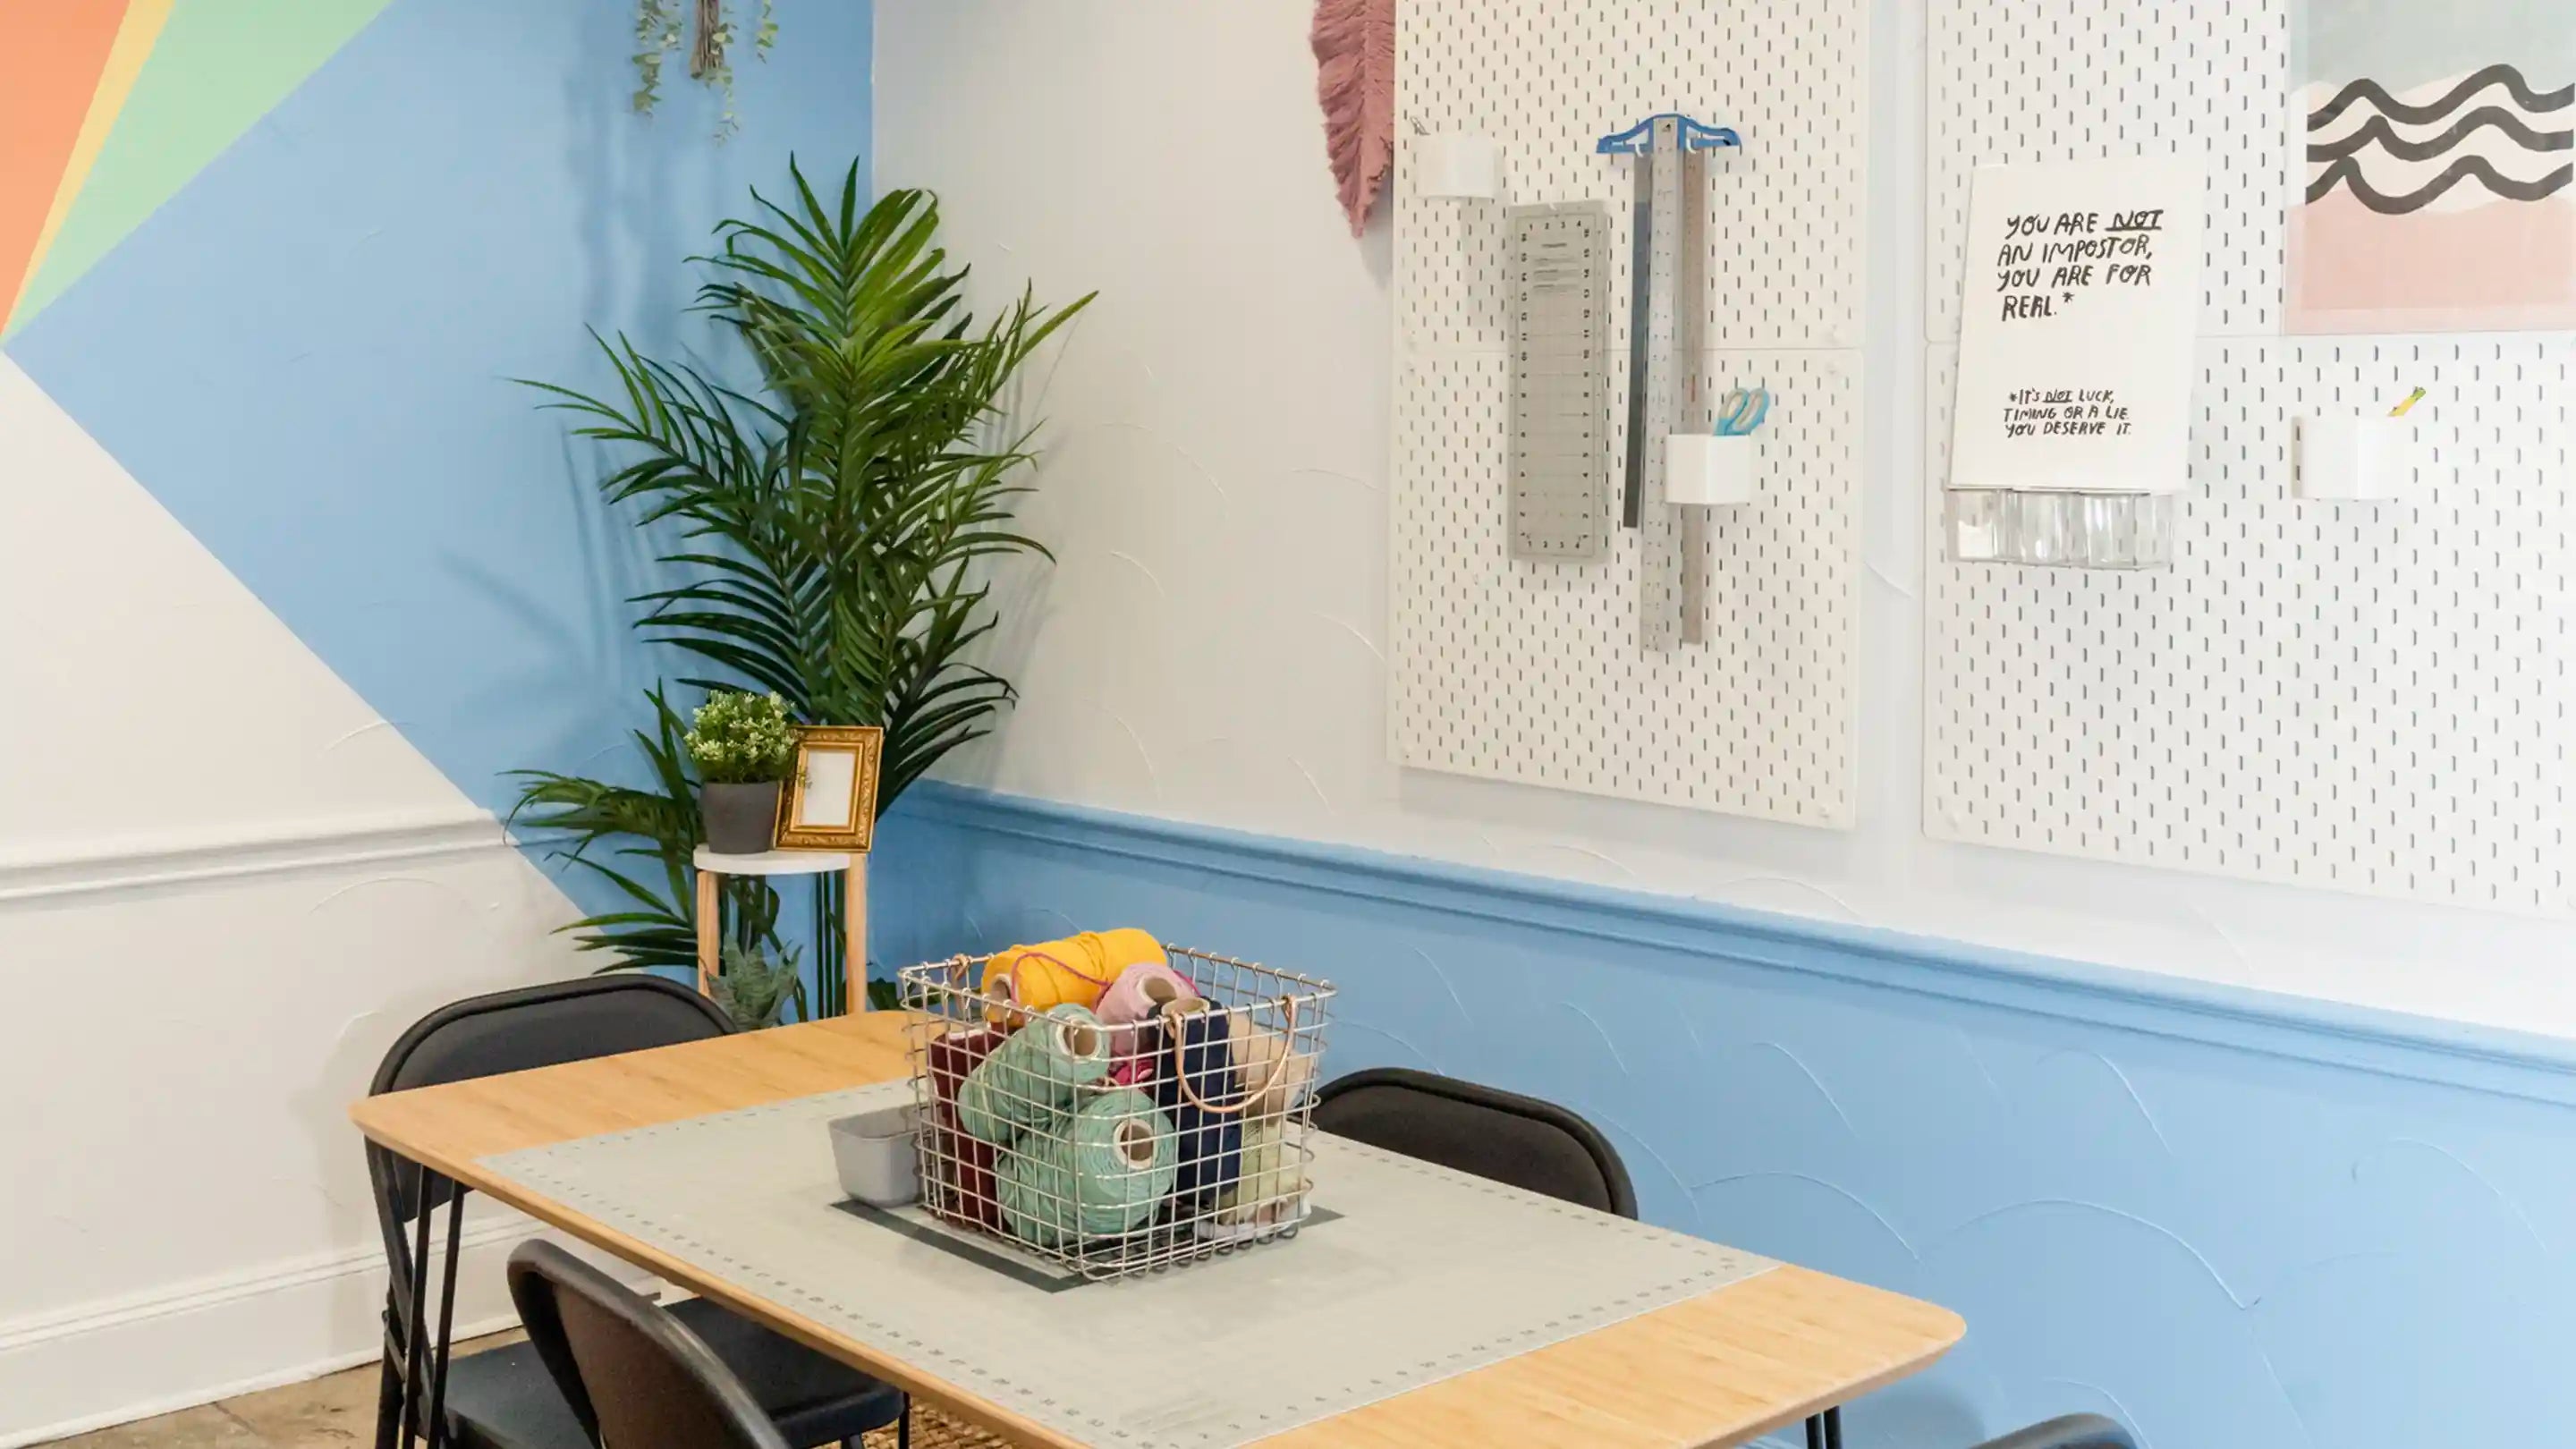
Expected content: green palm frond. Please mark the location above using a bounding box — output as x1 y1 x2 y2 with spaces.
509 158 1089 980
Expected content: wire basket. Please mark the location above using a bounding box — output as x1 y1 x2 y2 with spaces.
900 945 1336 1281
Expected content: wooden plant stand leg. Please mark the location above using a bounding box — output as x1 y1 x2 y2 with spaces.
845 856 869 1013
695 868 722 999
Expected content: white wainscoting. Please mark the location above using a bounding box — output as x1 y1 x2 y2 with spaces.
0 816 590 1445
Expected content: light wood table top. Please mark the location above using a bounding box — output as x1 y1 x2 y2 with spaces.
352 1013 1962 1449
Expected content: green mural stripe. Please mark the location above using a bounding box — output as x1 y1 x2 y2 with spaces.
8 0 397 335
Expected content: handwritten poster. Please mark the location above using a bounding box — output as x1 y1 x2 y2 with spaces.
2288 0 2576 333
1949 159 2206 496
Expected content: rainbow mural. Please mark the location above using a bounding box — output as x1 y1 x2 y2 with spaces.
1 0 391 336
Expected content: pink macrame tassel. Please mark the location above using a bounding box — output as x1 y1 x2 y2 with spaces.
1312 0 1394 237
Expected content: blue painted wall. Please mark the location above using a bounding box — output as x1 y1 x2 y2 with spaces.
876 785 2576 1449
8 0 873 841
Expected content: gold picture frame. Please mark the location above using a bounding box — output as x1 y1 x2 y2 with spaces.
775 724 884 852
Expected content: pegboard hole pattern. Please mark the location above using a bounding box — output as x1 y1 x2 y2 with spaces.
1394 0 1868 826
1397 351 1858 823
1397 0 1866 356
1927 0 2288 343
1925 338 2573 911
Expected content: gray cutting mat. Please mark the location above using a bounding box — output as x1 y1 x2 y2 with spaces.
480 1081 1774 1449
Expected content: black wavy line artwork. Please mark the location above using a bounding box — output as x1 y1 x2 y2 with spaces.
2308 62 2574 130
2309 108 2573 164
2307 154 2576 212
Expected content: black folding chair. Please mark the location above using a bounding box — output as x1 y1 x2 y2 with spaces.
366 974 906 1448
509 1240 800 1449
1313 1066 1638 1217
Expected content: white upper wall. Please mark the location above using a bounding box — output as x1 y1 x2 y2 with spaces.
874 0 2576 1038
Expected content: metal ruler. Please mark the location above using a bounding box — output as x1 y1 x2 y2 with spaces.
1622 118 1709 651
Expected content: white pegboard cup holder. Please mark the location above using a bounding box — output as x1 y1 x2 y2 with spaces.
2296 414 2413 502
1665 432 1758 506
1414 132 1503 199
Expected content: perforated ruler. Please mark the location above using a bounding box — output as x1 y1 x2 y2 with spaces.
1508 203 1610 561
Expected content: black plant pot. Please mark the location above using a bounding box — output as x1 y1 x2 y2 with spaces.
700 781 783 855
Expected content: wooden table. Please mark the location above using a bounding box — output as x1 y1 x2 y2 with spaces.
352 1013 1962 1449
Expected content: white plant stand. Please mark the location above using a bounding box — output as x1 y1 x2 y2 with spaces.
691 847 865 1013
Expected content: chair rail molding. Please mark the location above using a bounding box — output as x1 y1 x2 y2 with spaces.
0 807 511 906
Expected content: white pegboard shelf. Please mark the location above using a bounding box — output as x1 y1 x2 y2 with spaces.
1393 0 1868 826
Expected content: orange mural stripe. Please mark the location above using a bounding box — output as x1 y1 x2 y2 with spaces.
19 0 173 318
1 1 131 332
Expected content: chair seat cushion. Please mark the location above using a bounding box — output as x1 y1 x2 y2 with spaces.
672 1296 908 1444
436 1297 905 1449
440 1340 591 1449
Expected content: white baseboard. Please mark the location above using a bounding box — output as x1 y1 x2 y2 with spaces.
0 1213 652 1448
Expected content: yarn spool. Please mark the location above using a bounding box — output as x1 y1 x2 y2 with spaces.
1214 1114 1308 1227
1097 959 1200 1063
1228 1021 1317 1119
981 929 1168 1026
924 1027 1006 1230
996 1088 1178 1248
954 1004 1111 1145
1149 1001 1244 1218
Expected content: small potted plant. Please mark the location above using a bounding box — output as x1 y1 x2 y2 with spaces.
685 690 797 854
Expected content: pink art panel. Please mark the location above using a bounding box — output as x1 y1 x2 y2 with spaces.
2289 3 2576 333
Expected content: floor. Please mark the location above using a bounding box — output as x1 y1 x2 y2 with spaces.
39 1331 1011 1448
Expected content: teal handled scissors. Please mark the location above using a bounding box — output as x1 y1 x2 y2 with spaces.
1715 386 1770 436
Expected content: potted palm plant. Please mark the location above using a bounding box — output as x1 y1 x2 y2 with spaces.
508 161 1092 1014
685 690 797 854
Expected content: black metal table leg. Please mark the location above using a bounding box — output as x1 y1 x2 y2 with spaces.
1806 1414 1826 1449
1825 1405 1844 1449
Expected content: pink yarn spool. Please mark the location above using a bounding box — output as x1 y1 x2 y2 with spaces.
1097 959 1200 1067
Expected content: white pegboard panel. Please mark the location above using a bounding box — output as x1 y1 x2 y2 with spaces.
1926 0 2289 343
1397 0 1868 354
1395 349 1858 825
1393 0 1866 824
1924 337 2574 913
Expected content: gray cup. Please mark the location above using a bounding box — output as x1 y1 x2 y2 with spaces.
829 1104 921 1208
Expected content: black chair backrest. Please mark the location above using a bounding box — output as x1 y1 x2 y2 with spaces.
366 973 736 1353
1313 1067 1637 1218
369 974 733 1224
508 1240 791 1449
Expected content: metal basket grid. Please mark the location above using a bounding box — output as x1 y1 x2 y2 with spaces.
900 946 1335 1282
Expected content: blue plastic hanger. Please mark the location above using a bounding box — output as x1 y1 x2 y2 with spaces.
1595 113 1741 154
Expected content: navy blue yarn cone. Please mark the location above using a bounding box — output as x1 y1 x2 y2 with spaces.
1150 1009 1243 1216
